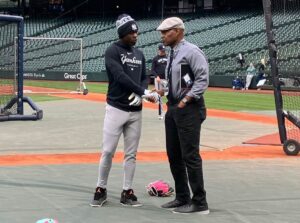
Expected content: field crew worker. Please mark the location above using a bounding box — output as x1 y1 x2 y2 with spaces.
156 17 210 214
90 14 158 208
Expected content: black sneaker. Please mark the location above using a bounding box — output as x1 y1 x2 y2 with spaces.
161 199 188 209
120 189 143 207
90 187 107 207
172 203 209 214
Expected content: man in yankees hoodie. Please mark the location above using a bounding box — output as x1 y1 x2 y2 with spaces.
90 14 159 207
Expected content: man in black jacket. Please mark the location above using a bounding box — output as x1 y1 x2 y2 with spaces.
151 44 168 80
151 44 168 119
90 14 159 208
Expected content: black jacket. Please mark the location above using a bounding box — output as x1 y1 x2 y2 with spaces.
105 40 148 112
151 54 168 79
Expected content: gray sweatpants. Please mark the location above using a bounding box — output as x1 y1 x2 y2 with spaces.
97 104 142 190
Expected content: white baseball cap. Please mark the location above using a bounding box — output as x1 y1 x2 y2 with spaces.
156 17 185 31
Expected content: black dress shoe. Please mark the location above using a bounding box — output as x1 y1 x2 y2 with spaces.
161 199 188 209
172 203 209 214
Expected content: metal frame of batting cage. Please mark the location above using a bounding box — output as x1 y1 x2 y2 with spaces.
22 37 88 95
0 15 43 121
262 0 300 155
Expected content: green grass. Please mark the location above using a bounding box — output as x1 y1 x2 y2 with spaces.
204 90 275 111
24 81 276 111
28 95 68 102
25 80 82 91
25 80 108 93
24 80 108 102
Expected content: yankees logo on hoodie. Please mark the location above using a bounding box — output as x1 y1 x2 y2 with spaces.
104 40 148 112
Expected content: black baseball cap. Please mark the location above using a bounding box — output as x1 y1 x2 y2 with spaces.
158 44 166 51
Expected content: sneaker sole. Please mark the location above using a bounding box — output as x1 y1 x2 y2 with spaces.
161 204 188 209
172 210 210 215
120 202 143 207
161 206 178 209
89 199 107 207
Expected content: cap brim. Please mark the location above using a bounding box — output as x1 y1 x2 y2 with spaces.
156 26 165 31
156 24 184 31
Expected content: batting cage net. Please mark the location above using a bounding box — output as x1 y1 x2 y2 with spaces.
262 0 300 155
0 15 42 121
22 37 88 95
0 16 18 116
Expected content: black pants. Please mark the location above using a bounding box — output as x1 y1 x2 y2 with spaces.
165 101 207 206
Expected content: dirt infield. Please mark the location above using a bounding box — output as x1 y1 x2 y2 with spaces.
0 145 294 167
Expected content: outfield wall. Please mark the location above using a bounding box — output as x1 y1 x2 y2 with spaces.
0 70 261 88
